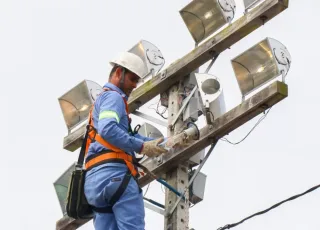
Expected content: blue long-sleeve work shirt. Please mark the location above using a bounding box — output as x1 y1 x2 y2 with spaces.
86 83 152 162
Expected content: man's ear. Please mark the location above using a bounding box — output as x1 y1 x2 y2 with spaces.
114 67 122 81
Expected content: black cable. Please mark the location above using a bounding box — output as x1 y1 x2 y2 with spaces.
221 107 271 145
147 100 160 111
156 98 168 119
157 112 168 120
217 183 320 230
148 98 168 119
156 99 167 114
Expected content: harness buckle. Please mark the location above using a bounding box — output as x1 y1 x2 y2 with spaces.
86 124 97 142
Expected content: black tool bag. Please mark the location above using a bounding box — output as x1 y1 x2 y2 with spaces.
66 131 93 219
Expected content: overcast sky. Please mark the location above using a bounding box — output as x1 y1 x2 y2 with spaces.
1 0 320 230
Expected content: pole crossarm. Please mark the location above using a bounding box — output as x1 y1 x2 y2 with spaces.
138 81 288 187
127 0 288 112
57 81 288 230
62 0 288 152
56 216 89 230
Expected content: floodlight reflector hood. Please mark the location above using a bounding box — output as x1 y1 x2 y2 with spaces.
244 0 262 11
180 0 236 44
59 80 102 133
128 40 165 77
53 163 76 215
195 73 226 119
138 123 164 139
231 37 291 97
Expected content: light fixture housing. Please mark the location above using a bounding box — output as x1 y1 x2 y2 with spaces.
243 0 263 11
195 73 226 121
53 163 76 215
58 80 102 133
189 170 207 204
128 40 165 78
231 37 291 98
137 122 164 139
180 0 236 44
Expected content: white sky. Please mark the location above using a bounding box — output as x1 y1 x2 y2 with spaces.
1 0 320 230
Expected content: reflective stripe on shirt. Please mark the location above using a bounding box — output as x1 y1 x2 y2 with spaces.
99 110 120 123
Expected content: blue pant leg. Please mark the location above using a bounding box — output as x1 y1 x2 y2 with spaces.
112 177 145 230
93 212 118 230
85 164 129 230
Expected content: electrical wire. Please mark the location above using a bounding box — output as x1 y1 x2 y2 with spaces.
143 183 151 197
156 99 168 119
147 100 160 111
221 107 272 145
217 183 320 230
147 97 168 119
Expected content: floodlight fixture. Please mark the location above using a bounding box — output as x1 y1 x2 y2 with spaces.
180 0 236 44
243 0 263 12
53 163 76 215
231 37 291 99
58 80 103 133
137 122 164 139
194 73 226 123
128 40 165 78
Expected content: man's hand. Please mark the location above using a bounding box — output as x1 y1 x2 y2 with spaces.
140 138 168 157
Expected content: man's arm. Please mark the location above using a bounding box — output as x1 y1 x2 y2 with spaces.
133 133 154 142
97 91 144 153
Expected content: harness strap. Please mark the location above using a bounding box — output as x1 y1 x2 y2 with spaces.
108 169 132 205
85 87 139 177
91 169 132 214
92 206 113 213
85 152 139 178
87 125 123 153
84 87 142 213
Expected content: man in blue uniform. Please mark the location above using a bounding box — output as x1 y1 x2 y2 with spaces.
84 52 168 230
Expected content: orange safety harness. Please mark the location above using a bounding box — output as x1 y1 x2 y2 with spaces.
84 88 139 178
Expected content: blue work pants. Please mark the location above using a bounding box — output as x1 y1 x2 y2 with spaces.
84 164 145 230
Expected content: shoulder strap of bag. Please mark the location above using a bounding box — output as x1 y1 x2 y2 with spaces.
77 129 89 168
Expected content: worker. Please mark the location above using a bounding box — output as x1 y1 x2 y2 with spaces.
84 52 168 230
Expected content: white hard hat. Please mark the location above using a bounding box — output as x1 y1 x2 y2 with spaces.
109 52 148 78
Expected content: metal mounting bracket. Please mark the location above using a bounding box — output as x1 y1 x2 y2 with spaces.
132 111 167 127
169 85 198 129
160 69 167 80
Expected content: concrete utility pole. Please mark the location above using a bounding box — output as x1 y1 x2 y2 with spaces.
164 82 189 230
56 0 289 229
57 81 288 230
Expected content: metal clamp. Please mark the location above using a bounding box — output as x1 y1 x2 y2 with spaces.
160 69 167 80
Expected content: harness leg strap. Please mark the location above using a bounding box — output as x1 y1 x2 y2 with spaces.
92 206 113 213
91 169 132 214
109 169 132 206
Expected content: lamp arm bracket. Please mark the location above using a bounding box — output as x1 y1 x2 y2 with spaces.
169 85 198 129
205 53 220 73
